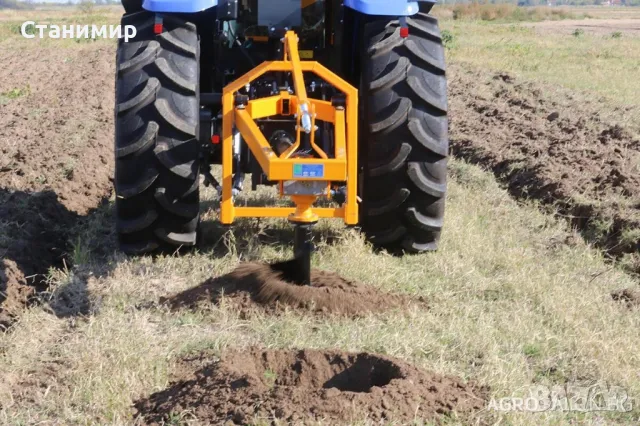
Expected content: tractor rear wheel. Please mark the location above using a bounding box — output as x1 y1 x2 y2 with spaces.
359 12 448 253
121 0 143 14
114 12 200 254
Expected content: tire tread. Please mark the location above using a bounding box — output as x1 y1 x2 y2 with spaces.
114 12 200 255
360 13 449 253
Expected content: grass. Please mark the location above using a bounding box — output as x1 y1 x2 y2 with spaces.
441 19 640 108
62 160 75 180
433 4 590 23
1 86 29 99
1 160 639 425
0 85 29 105
611 31 623 39
572 6 640 20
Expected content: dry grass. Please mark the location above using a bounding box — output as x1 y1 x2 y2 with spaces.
440 18 640 108
432 4 589 22
1 160 639 425
572 6 640 20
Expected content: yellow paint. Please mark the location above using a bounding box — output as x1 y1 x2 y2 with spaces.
289 195 320 223
235 207 345 219
220 92 235 224
220 31 358 225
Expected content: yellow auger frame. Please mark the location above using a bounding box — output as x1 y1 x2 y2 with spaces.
220 30 358 226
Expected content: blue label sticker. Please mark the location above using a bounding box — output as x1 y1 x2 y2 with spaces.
293 164 324 178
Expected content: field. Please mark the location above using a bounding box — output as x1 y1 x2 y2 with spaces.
1 4 639 425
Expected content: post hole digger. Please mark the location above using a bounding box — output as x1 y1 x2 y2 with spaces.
114 0 449 286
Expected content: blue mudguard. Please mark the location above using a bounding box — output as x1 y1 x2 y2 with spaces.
142 0 434 17
344 0 434 16
143 0 216 13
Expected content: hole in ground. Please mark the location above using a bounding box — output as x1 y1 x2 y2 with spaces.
322 354 403 392
260 350 405 392
134 348 489 425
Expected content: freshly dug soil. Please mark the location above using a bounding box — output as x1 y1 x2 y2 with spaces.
0 45 115 215
134 348 488 425
163 262 422 316
0 45 115 325
449 64 640 263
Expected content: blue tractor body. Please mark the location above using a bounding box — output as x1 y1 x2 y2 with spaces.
142 0 433 15
142 0 214 13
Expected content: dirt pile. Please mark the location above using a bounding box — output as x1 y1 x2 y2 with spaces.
449 64 640 262
0 260 34 330
163 262 421 316
135 348 488 425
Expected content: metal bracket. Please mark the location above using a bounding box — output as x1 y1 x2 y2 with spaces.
220 31 359 226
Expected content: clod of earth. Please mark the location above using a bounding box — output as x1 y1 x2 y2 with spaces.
134 348 488 425
162 262 424 316
611 288 640 309
0 260 34 330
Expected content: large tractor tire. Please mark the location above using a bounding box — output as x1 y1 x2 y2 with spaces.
121 0 143 14
359 12 448 253
114 12 200 254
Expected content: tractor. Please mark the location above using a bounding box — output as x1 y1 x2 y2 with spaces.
114 0 448 284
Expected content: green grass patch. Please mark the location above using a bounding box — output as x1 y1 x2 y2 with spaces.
442 20 640 106
0 85 30 104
